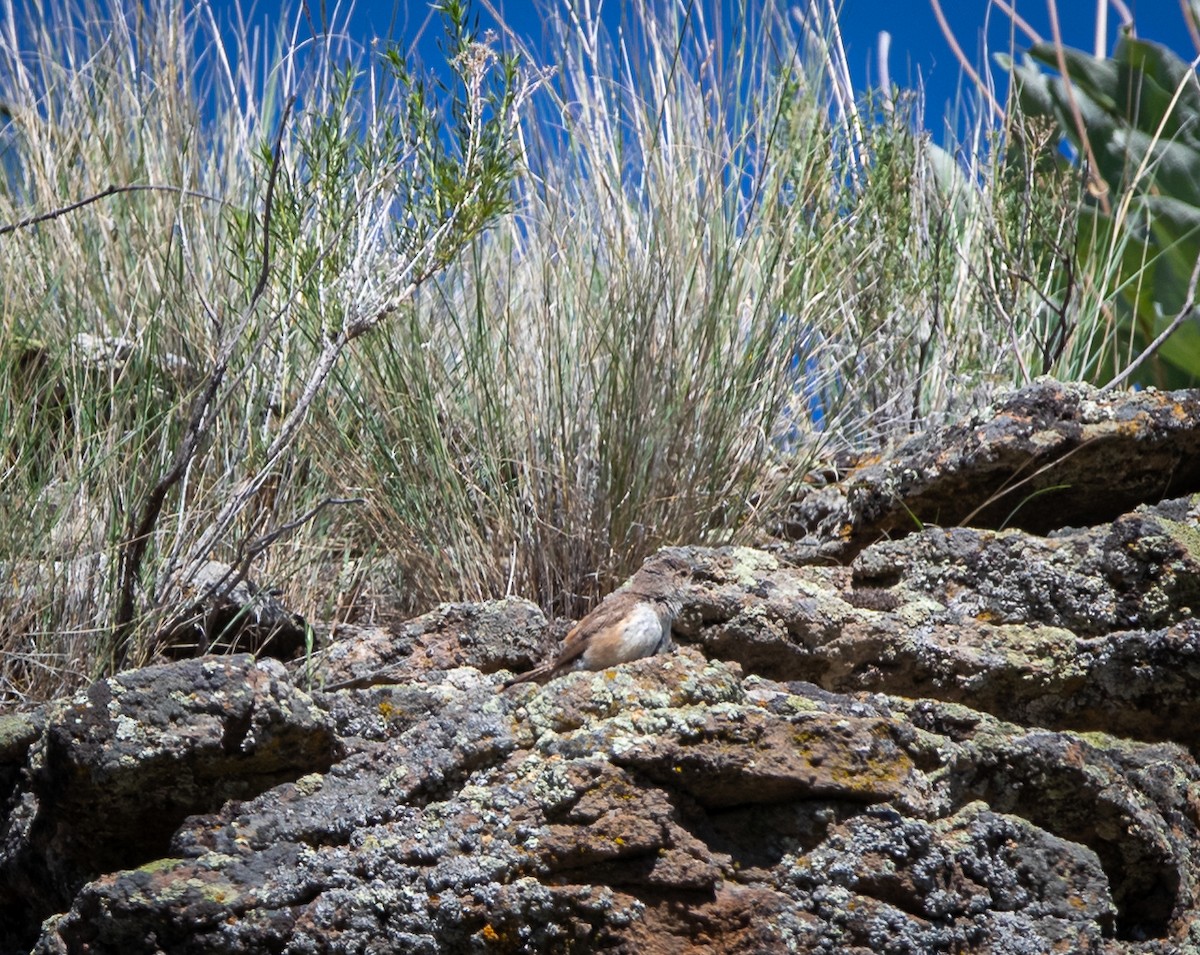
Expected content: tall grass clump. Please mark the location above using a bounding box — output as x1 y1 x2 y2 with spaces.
321 1 1098 618
319 2 838 617
0 0 1113 703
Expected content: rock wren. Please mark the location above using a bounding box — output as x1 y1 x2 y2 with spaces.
503 554 690 687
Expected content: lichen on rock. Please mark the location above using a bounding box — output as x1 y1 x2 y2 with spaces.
7 381 1200 953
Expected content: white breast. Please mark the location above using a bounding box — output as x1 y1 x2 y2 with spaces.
611 602 670 662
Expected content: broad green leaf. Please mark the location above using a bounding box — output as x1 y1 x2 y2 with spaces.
1027 43 1121 112
1006 34 1200 385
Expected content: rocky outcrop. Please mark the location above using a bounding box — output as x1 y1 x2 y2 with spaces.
676 506 1200 748
780 379 1200 559
3 379 1200 953
0 656 334 950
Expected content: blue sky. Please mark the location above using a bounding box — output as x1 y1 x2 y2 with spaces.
312 0 1193 134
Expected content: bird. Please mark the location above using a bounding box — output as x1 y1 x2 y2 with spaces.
502 553 691 687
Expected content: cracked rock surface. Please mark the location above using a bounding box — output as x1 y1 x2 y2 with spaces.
4 380 1200 953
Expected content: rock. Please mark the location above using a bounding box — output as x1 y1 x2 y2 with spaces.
9 380 1200 953
155 559 310 659
673 497 1200 749
296 597 555 690
778 379 1200 559
25 651 1200 953
0 656 334 949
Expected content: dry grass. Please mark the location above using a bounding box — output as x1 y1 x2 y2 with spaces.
0 0 1106 704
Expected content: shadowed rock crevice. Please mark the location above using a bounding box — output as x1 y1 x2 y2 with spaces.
983 748 1182 942
697 801 851 873
895 700 1187 942
780 381 1200 557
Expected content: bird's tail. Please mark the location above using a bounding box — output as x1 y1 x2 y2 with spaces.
501 661 558 688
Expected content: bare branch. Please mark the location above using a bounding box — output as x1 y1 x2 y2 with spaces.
0 183 226 237
251 95 298 305
113 97 297 651
929 0 1005 124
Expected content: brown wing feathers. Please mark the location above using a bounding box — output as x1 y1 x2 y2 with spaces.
502 554 688 687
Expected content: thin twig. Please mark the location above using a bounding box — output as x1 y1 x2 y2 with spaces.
251 95 297 304
0 183 226 237
152 496 363 655
1182 0 1200 57
991 0 1043 45
929 0 1005 124
1046 0 1110 212
1104 251 1200 390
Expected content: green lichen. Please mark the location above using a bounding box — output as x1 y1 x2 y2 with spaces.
134 857 186 874
0 713 40 759
1156 516 1200 564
